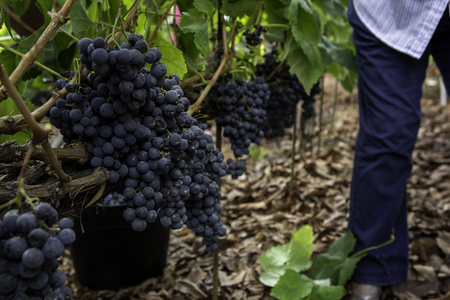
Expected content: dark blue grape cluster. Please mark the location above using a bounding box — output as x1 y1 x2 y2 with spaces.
212 76 269 179
301 82 321 120
256 50 310 137
49 34 227 252
243 25 267 50
0 203 75 299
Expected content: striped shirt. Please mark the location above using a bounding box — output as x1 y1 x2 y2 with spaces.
352 0 450 59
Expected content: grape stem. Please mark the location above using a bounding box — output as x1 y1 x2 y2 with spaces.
0 63 71 183
58 27 80 42
187 54 229 116
178 71 210 89
0 0 77 103
186 61 208 84
0 43 65 79
108 0 141 45
147 0 177 43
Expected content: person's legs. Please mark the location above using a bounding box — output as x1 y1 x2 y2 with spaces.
347 0 429 287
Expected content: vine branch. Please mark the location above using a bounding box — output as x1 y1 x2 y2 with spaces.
0 0 77 102
187 54 229 116
0 63 71 183
108 0 141 45
147 0 177 43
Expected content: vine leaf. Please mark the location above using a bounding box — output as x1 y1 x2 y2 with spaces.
0 46 18 75
194 0 215 19
259 225 314 287
222 0 260 18
289 0 321 67
263 0 289 30
285 33 324 94
151 32 188 78
69 0 94 38
179 8 210 58
310 231 367 285
310 284 347 300
5 0 32 18
271 270 314 300
318 36 357 73
314 0 347 18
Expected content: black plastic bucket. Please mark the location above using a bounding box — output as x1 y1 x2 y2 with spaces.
70 205 170 290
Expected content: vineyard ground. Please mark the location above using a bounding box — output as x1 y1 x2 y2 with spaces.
62 72 450 300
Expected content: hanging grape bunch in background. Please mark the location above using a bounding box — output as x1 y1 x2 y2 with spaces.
243 25 267 52
213 76 270 179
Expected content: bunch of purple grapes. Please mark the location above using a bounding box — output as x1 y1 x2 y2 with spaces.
243 25 267 49
212 76 270 179
48 34 227 252
0 203 75 299
256 50 316 137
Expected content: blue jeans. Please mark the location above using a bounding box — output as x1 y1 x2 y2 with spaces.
347 0 450 286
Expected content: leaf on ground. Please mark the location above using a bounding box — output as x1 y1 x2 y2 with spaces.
310 284 346 300
271 270 314 300
288 225 314 271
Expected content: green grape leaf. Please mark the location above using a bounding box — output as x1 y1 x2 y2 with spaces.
310 231 367 285
0 98 33 145
69 0 94 38
314 0 346 18
259 226 314 287
328 230 356 256
177 0 194 13
179 8 210 58
5 0 32 18
0 45 19 76
57 43 77 70
318 36 357 72
271 270 314 300
151 32 187 78
288 224 314 272
310 284 347 300
327 19 353 45
339 70 357 93
36 0 55 16
222 0 260 18
194 0 215 18
0 131 31 145
285 33 324 94
263 0 289 27
289 0 321 67
260 244 290 272
53 31 73 53
336 251 367 286
259 265 292 287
